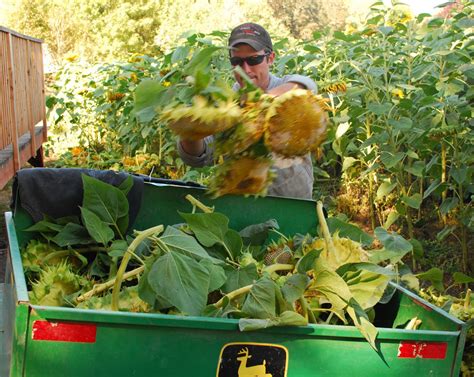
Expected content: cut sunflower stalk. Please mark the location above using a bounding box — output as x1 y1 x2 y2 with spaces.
313 201 370 269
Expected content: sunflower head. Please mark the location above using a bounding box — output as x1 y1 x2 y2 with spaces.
160 96 242 141
208 155 273 197
214 100 268 156
265 89 328 157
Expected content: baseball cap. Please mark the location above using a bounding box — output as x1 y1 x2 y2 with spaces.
228 23 273 52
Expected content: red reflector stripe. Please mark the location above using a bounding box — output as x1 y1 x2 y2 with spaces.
398 341 447 359
32 321 97 343
410 297 433 311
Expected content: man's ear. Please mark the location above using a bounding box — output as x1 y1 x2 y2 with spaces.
267 51 275 65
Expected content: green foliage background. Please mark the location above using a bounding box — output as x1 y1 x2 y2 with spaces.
4 0 354 63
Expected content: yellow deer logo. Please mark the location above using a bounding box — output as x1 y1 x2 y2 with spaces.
236 347 272 377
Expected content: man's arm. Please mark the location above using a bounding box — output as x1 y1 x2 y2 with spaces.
266 82 303 96
177 136 214 168
266 74 317 96
282 74 317 93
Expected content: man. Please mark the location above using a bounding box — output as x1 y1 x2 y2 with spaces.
178 22 317 199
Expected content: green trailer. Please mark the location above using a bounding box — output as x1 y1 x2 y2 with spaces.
1 181 468 376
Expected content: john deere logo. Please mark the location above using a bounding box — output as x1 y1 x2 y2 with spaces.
216 342 288 377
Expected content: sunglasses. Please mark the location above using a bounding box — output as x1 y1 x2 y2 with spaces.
230 53 269 67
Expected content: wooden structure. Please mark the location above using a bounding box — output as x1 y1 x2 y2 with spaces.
0 26 46 189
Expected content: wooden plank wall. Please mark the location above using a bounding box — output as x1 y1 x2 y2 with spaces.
0 26 46 189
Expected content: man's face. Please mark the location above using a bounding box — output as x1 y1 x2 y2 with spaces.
230 44 275 91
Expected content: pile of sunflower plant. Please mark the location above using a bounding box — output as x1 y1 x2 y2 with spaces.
21 174 425 351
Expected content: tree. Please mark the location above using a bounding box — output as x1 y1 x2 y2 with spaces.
81 0 162 60
266 0 349 38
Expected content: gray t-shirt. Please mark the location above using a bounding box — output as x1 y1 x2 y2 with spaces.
177 73 317 199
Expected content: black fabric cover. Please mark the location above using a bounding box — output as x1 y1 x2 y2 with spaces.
11 168 144 229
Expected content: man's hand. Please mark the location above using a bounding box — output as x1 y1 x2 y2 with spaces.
266 82 304 97
180 82 304 157
180 139 205 156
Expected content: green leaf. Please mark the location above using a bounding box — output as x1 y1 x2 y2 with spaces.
184 46 222 75
378 26 394 35
376 182 397 200
436 81 464 96
409 238 424 259
440 197 459 216
450 167 467 185
374 227 412 254
327 218 374 246
276 310 308 326
222 264 259 294
118 176 134 196
160 226 215 261
456 17 474 28
51 223 94 247
108 240 129 258
380 151 405 169
137 258 173 310
368 103 391 116
335 122 350 139
405 150 419 159
223 229 243 260
424 179 441 199
341 268 390 310
426 155 439 172
313 165 330 178
416 268 444 291
436 225 456 241
148 251 210 315
404 162 425 178
342 157 358 172
199 259 227 292
310 259 353 311
388 117 412 131
337 263 397 278
398 84 418 91
81 207 114 246
369 248 410 264
296 249 322 274
82 174 129 230
239 219 279 246
239 310 307 331
134 80 167 122
281 274 309 303
171 46 191 64
242 277 276 319
346 304 378 351
179 212 229 247
453 272 474 284
401 193 422 209
25 220 64 233
412 64 432 81
55 216 80 225
401 273 419 291
383 210 399 229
